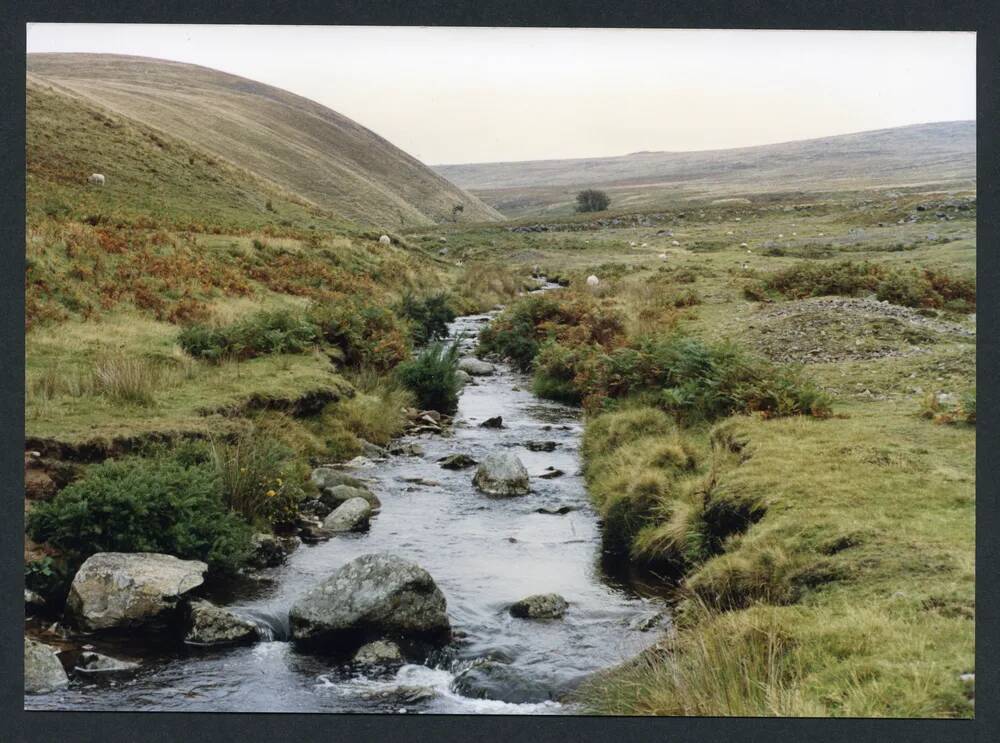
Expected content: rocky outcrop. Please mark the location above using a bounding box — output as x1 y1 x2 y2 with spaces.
185 600 258 646
509 593 568 619
248 533 299 568
289 553 450 650
322 497 372 533
473 453 530 496
24 637 68 693
66 552 207 632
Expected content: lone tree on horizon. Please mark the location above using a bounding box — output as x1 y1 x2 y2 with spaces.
575 189 610 213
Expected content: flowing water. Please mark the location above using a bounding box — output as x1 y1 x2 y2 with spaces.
26 291 669 714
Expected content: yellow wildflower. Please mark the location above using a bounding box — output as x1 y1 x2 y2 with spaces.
266 489 277 498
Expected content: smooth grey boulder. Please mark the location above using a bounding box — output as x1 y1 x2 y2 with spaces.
353 639 403 665
289 553 450 649
66 553 207 631
185 600 258 646
455 369 473 385
310 467 369 492
74 651 140 675
322 497 372 533
458 357 495 376
320 484 381 512
24 637 69 693
509 593 568 619
473 453 530 496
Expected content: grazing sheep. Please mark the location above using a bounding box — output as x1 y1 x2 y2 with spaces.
740 242 748 248
741 262 750 271
379 234 391 245
671 240 680 246
777 233 784 238
641 242 648 248
659 253 668 261
726 230 734 236
586 275 600 287
629 241 637 247
88 173 105 186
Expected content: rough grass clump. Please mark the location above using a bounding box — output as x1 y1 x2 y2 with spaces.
210 423 309 528
26 450 254 573
395 342 461 414
918 390 976 426
91 353 163 405
398 292 456 345
747 260 975 311
178 308 319 362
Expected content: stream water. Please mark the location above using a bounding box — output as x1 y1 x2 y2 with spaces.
26 291 668 714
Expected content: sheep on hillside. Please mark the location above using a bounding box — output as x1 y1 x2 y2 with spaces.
379 234 392 245
88 173 105 186
586 275 600 287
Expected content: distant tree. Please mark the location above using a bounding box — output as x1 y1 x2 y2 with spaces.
452 203 464 220
576 189 610 213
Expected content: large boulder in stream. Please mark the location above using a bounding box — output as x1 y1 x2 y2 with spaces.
473 453 530 496
509 593 568 619
66 552 207 632
310 467 369 492
24 637 69 693
185 600 258 646
289 553 450 651
321 484 381 512
322 497 372 533
458 357 495 376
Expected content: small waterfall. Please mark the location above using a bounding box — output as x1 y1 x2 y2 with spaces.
233 607 291 642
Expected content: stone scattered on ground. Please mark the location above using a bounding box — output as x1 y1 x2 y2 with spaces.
458 357 495 376
525 441 558 452
509 593 568 619
74 651 140 674
438 453 478 470
311 467 369 492
185 599 258 646
473 453 530 496
538 468 565 480
360 440 387 459
389 442 425 457
67 552 207 632
322 497 373 533
24 637 69 693
455 369 473 385
353 639 404 665
289 553 450 650
398 476 440 487
479 416 504 429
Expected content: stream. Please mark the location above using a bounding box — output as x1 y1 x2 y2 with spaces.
26 290 669 714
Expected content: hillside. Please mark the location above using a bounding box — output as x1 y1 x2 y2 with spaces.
434 122 976 217
27 53 502 228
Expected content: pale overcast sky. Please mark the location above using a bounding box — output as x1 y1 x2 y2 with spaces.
26 25 976 165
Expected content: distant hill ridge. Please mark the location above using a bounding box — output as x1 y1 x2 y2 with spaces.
433 121 976 192
27 53 502 228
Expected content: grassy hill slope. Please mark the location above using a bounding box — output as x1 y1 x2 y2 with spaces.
28 53 503 229
434 122 976 217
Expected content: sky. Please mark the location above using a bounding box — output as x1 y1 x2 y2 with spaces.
26 25 976 165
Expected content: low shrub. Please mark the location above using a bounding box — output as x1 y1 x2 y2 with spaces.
308 296 411 371
178 308 319 362
398 292 456 345
26 452 254 573
919 390 976 426
395 342 461 414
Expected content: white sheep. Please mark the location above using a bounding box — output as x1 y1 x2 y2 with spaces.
777 233 784 238
740 242 748 248
659 253 668 261
88 173 105 186
378 234 391 245
726 230 734 236
629 241 637 247
586 275 600 287
641 243 648 248
671 240 680 246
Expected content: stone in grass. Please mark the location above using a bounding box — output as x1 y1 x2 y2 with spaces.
509 593 568 619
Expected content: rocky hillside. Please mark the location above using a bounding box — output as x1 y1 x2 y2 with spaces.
28 53 502 229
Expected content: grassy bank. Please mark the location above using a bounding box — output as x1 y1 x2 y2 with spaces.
469 189 975 717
